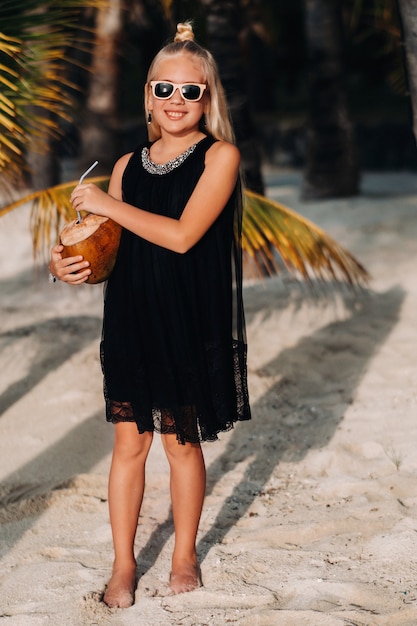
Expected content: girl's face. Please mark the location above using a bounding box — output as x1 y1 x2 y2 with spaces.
147 54 208 137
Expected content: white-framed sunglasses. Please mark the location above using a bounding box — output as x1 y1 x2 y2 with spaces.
149 81 207 102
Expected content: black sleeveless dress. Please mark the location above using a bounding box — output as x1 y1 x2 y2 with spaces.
101 135 251 444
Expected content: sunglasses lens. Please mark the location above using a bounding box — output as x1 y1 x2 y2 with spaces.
152 82 204 101
181 85 202 101
154 82 174 99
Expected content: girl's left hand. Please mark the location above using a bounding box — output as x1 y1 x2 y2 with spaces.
70 183 114 218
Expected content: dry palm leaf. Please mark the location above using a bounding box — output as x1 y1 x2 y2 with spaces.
0 0 107 187
0 180 369 288
0 176 109 261
243 189 369 287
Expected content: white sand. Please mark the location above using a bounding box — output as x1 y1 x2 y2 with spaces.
1 170 417 625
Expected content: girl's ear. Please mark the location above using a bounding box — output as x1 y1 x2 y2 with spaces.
145 83 152 111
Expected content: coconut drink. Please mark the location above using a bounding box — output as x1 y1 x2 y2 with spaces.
60 213 121 284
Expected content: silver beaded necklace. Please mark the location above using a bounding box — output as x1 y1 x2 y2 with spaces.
141 142 198 175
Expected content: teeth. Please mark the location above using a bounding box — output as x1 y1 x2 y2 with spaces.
166 111 184 118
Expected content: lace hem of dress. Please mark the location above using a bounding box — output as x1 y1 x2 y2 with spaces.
141 143 198 175
103 340 251 445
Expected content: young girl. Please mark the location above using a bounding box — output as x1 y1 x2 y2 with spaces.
49 22 251 608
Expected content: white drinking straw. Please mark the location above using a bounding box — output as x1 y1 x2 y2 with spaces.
76 160 99 223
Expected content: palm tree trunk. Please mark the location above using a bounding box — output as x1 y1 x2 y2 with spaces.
200 0 264 195
26 124 60 190
302 0 359 199
80 0 123 174
397 0 417 145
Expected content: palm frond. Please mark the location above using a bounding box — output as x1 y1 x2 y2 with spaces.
0 0 107 185
243 190 369 287
0 177 109 260
0 180 369 289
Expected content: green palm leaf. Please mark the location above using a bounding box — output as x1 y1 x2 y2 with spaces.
0 181 369 288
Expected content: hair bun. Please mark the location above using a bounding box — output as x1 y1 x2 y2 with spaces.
174 21 195 43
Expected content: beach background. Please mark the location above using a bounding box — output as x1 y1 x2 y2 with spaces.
1 168 417 625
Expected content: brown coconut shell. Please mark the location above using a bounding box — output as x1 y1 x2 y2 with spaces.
60 214 121 284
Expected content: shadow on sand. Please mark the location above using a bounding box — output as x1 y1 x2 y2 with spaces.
0 315 102 417
133 285 405 581
0 314 111 552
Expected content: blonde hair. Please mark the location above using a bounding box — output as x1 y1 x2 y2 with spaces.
145 22 235 143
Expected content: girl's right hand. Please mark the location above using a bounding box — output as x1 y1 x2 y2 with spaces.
49 244 91 285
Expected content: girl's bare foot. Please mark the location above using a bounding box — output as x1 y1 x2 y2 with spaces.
169 562 201 594
103 562 136 608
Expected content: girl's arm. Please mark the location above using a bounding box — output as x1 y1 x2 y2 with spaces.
70 141 240 254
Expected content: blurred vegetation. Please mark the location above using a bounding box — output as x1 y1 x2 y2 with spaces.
0 0 107 193
1 0 412 187
241 0 412 169
114 0 414 171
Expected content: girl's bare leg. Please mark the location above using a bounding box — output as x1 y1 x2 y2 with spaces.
104 423 153 608
161 434 206 594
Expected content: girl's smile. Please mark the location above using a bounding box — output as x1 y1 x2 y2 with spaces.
165 110 187 119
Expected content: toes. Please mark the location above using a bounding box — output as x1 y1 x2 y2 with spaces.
103 566 136 608
103 588 134 609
